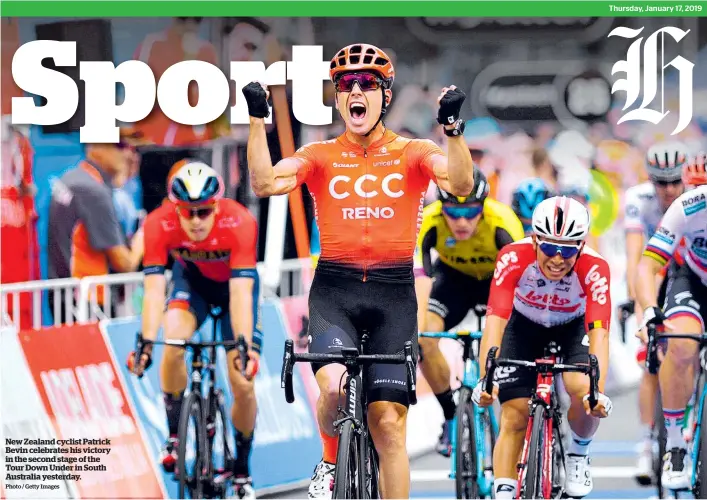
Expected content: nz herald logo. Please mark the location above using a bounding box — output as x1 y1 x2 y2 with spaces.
609 26 694 135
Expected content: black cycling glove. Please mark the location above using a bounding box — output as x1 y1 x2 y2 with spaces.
643 306 666 327
242 82 271 118
437 88 466 126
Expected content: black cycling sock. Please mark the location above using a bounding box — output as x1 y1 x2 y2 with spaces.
164 392 184 436
233 430 254 474
436 389 456 421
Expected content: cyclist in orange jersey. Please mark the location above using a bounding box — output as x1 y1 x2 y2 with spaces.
243 43 474 499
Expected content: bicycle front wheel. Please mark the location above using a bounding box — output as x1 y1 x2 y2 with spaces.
653 389 666 498
178 391 206 499
333 421 361 499
455 387 479 499
523 405 550 499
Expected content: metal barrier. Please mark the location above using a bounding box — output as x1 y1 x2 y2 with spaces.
0 257 314 329
1 278 80 330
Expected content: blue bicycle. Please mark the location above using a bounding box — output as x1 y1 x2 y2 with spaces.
646 324 707 498
419 330 499 499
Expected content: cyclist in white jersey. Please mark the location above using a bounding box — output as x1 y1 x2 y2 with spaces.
623 141 688 484
636 153 707 491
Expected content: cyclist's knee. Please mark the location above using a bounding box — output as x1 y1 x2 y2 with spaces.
418 335 440 356
665 339 699 364
163 308 197 340
315 364 347 409
562 372 589 402
368 401 407 453
500 399 529 434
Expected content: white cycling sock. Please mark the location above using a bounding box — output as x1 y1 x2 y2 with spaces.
568 429 593 456
664 408 687 450
494 478 517 499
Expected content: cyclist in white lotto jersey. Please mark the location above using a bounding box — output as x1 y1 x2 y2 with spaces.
623 141 689 484
636 153 707 491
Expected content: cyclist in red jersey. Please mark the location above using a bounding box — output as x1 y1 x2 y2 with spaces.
128 160 260 498
243 43 474 499
474 196 613 499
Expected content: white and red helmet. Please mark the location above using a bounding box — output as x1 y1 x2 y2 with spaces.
532 196 590 242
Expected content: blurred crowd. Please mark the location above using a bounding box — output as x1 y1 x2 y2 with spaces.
1 16 706 328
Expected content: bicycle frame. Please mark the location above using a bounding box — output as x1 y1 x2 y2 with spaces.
419 331 499 496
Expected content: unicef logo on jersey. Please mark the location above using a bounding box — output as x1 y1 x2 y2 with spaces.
445 237 456 248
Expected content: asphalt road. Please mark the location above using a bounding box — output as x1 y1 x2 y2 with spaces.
263 389 693 499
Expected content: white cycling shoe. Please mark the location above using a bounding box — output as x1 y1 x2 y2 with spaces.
661 448 691 491
308 460 335 499
565 454 593 498
634 443 654 486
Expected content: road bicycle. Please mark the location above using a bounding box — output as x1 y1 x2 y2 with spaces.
645 324 707 498
281 335 416 499
133 309 250 499
484 342 600 499
419 330 498 498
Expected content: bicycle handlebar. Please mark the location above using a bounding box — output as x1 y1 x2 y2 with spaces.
645 324 707 375
419 331 483 340
137 332 239 350
280 339 418 406
484 347 601 409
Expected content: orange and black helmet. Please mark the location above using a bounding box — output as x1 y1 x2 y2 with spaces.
682 152 707 186
329 44 395 87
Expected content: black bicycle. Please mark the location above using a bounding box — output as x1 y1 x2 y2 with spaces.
280 335 417 499
133 309 250 499
645 324 707 498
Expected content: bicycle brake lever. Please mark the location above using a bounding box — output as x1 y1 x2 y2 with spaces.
588 354 599 409
404 341 417 406
485 346 499 395
282 340 295 403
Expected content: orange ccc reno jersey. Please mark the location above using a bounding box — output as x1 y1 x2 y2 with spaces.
142 198 258 281
293 130 443 278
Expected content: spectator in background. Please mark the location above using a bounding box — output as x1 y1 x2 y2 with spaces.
132 17 219 146
47 129 145 321
531 147 559 192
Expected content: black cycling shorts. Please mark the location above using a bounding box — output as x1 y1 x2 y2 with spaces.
496 311 589 404
663 263 707 330
167 261 263 353
658 259 680 308
428 261 490 331
307 263 418 407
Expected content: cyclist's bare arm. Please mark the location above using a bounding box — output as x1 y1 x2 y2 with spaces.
636 256 665 311
625 232 643 301
141 274 167 342
247 117 303 197
229 277 254 345
430 135 475 196
414 276 432 333
479 315 508 379
588 326 610 393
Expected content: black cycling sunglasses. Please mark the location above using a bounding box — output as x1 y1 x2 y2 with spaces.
178 206 215 220
653 179 682 187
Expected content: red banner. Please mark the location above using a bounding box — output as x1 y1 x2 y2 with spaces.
18 324 165 498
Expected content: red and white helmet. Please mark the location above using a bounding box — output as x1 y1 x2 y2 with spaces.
645 140 689 182
532 196 590 242
682 152 707 186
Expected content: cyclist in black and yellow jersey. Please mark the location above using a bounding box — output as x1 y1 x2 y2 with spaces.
414 168 524 456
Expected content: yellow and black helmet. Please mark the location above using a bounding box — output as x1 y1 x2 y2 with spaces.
437 168 489 205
